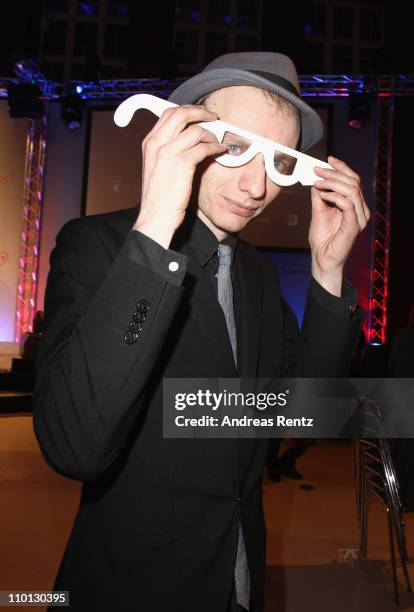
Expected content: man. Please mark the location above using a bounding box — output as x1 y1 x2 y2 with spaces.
33 52 369 612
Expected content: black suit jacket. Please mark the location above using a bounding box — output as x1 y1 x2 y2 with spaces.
33 206 361 612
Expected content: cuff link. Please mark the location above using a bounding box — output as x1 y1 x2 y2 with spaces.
168 261 179 272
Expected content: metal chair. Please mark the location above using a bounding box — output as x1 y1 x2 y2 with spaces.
355 398 412 604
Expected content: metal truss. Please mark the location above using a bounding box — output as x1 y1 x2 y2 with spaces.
2 74 413 101
1 64 411 343
299 75 414 97
14 113 47 342
5 59 48 342
368 93 394 345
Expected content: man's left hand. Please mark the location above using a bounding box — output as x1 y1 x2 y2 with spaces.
309 155 371 296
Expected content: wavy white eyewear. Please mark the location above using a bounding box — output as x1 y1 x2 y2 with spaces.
114 93 332 187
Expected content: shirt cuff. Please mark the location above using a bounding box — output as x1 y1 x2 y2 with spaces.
125 229 188 286
309 276 359 319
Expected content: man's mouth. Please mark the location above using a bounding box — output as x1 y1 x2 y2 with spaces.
224 198 258 218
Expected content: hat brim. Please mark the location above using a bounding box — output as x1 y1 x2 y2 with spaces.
168 68 323 151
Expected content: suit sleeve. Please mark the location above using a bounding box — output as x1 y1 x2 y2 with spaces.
33 219 187 482
281 276 363 377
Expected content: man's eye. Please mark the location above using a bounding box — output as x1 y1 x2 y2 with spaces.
274 155 297 175
274 159 289 174
222 132 251 156
226 143 243 155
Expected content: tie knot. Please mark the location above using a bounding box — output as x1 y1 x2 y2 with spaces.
217 243 233 267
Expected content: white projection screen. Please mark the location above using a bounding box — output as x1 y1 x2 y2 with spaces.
85 105 329 248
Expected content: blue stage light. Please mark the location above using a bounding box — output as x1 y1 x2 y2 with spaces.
78 2 98 16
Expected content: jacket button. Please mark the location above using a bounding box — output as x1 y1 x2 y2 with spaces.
129 321 143 334
136 299 150 314
349 302 358 317
132 311 146 323
124 330 137 345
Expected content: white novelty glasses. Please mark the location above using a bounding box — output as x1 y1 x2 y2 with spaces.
114 93 332 187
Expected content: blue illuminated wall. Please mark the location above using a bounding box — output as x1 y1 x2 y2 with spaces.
263 250 312 327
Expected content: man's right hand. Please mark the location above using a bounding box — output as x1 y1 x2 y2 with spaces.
133 105 227 249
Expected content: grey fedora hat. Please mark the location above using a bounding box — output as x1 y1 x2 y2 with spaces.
169 51 323 151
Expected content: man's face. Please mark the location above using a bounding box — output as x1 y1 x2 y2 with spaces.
194 85 300 240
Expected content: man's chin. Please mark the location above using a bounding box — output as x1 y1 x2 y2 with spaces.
197 208 249 237
215 215 248 235
226 211 252 230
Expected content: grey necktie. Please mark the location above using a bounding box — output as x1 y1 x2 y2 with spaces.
217 243 250 610
217 243 237 366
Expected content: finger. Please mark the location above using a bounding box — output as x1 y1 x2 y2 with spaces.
362 200 371 223
147 105 219 144
327 155 361 182
153 104 214 134
358 196 370 226
182 141 230 166
313 176 360 196
143 119 223 180
314 164 368 224
317 190 363 232
159 123 225 156
156 125 227 169
314 166 360 189
314 178 369 228
323 193 367 232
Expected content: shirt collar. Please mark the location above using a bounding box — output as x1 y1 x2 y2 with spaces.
178 211 238 268
189 215 220 267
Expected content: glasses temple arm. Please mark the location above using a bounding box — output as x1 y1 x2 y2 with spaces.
114 94 178 127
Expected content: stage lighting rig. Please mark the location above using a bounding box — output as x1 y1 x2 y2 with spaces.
60 92 84 131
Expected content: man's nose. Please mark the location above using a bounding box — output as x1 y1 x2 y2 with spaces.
238 153 267 199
